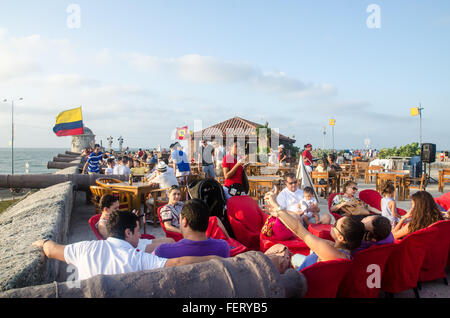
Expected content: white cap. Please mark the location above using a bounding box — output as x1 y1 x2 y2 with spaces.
279 145 284 148
156 161 168 172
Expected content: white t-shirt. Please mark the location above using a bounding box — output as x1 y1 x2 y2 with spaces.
64 237 168 281
276 188 305 213
152 171 179 189
215 146 225 164
113 165 131 177
104 167 114 175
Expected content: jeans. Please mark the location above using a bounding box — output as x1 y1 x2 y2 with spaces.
202 164 215 178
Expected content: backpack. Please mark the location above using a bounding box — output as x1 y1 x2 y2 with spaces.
188 178 235 238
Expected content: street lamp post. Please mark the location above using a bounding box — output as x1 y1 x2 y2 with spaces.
3 98 23 175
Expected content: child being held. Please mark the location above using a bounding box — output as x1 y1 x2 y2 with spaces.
298 187 320 226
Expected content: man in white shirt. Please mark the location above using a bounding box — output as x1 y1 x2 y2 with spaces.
113 156 131 177
32 211 219 281
276 173 305 213
145 161 179 215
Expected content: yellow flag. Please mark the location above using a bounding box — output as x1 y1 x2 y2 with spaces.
410 107 419 117
329 119 335 126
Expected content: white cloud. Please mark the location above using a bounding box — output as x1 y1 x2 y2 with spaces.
0 28 77 82
95 48 113 65
124 53 335 99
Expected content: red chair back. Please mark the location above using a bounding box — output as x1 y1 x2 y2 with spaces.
206 216 249 257
88 214 104 240
419 220 450 283
301 259 352 298
337 243 396 298
381 226 438 294
308 224 333 241
157 206 183 242
358 189 382 211
89 214 155 240
227 195 268 250
435 192 450 211
328 193 342 221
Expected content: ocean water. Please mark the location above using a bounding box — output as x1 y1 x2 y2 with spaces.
0 148 69 174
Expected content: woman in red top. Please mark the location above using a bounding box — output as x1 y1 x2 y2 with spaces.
302 144 313 173
222 142 248 194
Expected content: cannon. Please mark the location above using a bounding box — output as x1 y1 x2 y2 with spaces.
47 161 81 170
57 153 81 159
0 252 307 298
52 157 82 163
0 174 128 191
65 151 81 156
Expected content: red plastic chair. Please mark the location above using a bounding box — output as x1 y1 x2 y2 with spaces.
300 259 352 298
337 243 396 298
88 214 155 240
308 224 333 241
205 216 249 257
381 226 438 298
358 189 382 211
434 192 450 211
328 193 343 221
418 220 450 285
157 206 183 242
227 195 269 251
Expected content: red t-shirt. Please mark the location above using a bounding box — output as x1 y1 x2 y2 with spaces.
303 150 313 166
222 154 243 187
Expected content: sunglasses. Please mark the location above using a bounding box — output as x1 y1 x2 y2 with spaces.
332 222 345 238
352 187 358 191
286 181 297 185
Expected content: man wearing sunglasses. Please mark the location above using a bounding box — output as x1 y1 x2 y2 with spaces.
275 173 310 214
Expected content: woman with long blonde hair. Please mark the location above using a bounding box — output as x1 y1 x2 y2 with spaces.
392 191 443 240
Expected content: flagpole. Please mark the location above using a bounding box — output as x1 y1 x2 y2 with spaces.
419 103 423 146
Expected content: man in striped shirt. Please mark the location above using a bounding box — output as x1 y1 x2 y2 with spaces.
82 144 103 174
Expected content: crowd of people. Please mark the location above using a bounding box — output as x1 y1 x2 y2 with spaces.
30 140 450 293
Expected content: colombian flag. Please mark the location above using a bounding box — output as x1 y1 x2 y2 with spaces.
176 126 188 140
53 107 84 136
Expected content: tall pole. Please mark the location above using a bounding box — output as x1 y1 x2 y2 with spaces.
11 100 14 175
418 103 423 146
322 126 326 150
332 125 335 152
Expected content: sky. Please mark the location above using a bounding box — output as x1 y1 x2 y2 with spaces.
0 0 449 151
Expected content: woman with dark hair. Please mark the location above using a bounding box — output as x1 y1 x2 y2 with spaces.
264 191 365 271
392 191 444 240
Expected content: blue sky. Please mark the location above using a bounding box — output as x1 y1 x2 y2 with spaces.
0 1 449 150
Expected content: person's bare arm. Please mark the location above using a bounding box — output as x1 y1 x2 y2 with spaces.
32 239 66 262
392 210 411 240
164 255 220 267
81 161 89 174
388 201 399 218
164 221 181 234
265 192 346 261
223 160 243 179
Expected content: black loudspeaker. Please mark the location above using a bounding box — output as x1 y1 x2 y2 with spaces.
421 143 436 163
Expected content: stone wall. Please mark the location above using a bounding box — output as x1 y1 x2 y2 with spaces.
0 182 74 291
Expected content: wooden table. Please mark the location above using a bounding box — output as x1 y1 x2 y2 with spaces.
247 176 283 205
96 179 159 223
376 172 410 201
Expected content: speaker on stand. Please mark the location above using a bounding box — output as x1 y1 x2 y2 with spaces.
421 143 438 184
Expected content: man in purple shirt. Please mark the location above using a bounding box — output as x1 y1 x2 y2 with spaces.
155 199 230 258
353 215 394 255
